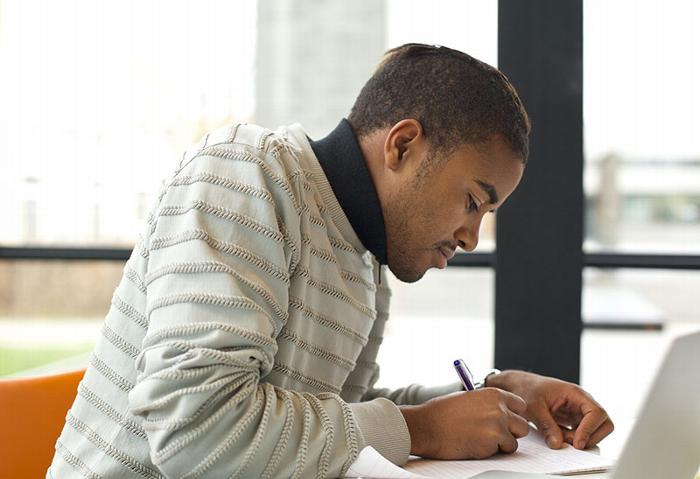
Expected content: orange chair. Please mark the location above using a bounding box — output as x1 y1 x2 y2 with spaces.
0 368 85 479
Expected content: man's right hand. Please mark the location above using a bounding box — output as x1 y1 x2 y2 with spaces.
398 388 529 459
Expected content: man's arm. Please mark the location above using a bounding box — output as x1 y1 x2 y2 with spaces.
368 371 613 460
396 371 614 459
354 268 530 459
360 270 611 459
363 381 464 405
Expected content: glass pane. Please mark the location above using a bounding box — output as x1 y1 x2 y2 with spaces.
0 0 257 247
581 268 700 439
1 0 499 251
583 0 700 253
387 0 497 67
378 268 494 388
1 1 499 380
0 260 122 376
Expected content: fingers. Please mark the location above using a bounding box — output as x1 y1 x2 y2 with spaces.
562 427 576 445
562 418 614 449
498 433 519 454
573 406 611 449
530 399 565 449
499 413 528 455
507 410 530 439
554 406 583 429
586 418 614 447
500 390 527 416
477 389 529 456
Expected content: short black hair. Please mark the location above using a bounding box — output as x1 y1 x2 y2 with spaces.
348 43 531 164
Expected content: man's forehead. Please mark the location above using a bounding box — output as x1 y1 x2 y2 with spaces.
453 142 524 202
453 139 522 172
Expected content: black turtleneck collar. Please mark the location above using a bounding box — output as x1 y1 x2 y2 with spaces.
309 119 388 265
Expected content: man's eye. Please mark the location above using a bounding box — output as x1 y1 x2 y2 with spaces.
467 195 479 212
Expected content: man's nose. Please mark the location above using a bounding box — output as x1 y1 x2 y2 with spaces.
456 222 480 252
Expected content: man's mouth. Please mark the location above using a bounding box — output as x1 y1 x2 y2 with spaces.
438 246 456 260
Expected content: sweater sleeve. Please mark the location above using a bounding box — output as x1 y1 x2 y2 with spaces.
363 381 464 405
127 145 364 479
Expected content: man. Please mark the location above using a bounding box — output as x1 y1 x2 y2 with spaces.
49 43 613 478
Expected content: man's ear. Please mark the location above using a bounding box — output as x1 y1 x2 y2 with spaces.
383 119 424 172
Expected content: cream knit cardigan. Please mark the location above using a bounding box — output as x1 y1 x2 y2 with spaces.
48 122 460 479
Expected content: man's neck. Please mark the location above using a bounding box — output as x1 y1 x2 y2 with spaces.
309 119 388 265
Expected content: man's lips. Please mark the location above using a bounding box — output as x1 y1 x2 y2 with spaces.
438 246 456 260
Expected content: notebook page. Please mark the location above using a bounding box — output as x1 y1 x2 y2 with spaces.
344 446 430 479
403 431 614 478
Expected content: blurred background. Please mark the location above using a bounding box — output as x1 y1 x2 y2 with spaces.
1 0 699 453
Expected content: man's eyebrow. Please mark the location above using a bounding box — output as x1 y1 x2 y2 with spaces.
476 179 499 205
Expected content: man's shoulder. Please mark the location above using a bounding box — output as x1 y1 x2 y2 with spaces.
170 122 316 225
178 122 308 176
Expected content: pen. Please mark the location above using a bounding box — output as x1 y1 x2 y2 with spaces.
453 358 475 391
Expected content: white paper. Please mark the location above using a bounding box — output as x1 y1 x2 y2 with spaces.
403 431 614 478
344 446 429 479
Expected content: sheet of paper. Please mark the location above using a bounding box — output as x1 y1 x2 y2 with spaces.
403 431 614 478
344 446 429 479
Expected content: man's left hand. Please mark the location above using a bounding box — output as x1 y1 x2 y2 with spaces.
486 370 614 450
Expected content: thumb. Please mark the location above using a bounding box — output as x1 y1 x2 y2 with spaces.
531 401 564 449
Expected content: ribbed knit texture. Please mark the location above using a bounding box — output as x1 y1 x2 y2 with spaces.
47 122 461 479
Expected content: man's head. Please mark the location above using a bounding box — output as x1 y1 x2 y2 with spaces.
348 43 531 283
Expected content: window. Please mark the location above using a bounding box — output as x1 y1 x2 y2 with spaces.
380 268 494 389
5 1 696 392
581 268 700 420
583 0 700 254
0 0 499 377
0 260 121 375
580 0 700 425
0 0 257 247
0 0 258 374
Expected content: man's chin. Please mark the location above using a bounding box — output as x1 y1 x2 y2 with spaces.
387 263 427 284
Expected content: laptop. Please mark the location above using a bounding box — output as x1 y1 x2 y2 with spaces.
472 330 700 479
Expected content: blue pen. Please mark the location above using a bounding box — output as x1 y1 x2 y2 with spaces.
453 359 475 391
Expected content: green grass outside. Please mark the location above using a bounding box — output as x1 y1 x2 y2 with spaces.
0 344 94 377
